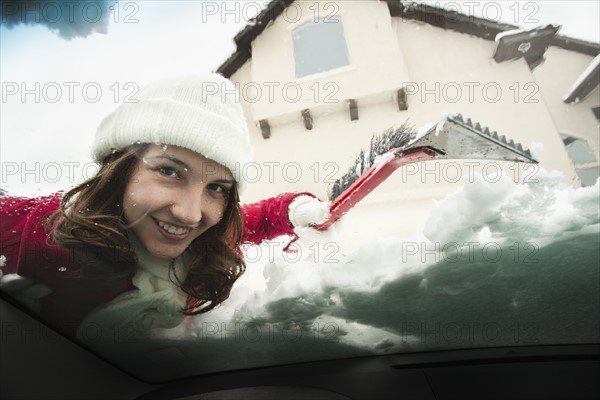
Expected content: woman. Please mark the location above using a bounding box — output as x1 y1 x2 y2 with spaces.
0 74 328 340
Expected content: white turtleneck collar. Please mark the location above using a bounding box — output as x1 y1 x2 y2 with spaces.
76 232 190 343
128 232 188 294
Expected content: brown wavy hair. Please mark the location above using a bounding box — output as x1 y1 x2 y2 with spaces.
49 144 246 315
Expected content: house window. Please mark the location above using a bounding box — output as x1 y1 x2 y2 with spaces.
292 17 350 78
561 134 599 187
576 167 600 187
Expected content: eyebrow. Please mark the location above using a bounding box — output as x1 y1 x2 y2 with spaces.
146 155 191 170
212 179 235 186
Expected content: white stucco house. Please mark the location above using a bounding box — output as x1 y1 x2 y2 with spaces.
216 0 599 236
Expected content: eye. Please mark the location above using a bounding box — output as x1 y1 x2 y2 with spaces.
208 183 231 196
155 165 180 179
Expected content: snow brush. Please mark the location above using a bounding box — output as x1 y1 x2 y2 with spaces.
314 113 538 231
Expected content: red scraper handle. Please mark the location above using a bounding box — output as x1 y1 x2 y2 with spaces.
314 148 438 231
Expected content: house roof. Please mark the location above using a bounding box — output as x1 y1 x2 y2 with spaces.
563 54 600 103
216 0 600 78
217 0 294 78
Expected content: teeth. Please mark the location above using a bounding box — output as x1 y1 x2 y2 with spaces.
157 220 190 235
450 114 532 158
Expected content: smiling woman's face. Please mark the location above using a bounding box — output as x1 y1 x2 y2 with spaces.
122 144 235 260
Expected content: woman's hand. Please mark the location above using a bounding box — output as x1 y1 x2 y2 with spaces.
288 195 330 228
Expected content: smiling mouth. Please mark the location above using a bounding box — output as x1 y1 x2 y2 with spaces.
153 218 193 236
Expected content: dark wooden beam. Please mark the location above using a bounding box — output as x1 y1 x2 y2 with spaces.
397 88 408 111
301 109 313 130
259 119 271 139
349 99 359 121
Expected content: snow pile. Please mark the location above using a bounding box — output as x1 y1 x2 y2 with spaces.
424 169 599 246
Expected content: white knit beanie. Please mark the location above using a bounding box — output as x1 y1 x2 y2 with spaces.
92 74 253 190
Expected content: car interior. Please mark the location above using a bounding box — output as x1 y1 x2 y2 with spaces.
2 292 599 399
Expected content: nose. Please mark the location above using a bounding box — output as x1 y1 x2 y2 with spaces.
169 189 205 227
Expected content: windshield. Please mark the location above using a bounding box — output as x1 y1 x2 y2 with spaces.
1 0 598 383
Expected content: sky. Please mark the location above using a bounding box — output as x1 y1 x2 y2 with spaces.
1 0 599 196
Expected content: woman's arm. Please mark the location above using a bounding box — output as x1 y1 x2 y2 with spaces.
241 192 328 245
0 194 63 311
0 193 63 276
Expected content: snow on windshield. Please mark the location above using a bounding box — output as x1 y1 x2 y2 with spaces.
113 168 598 380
